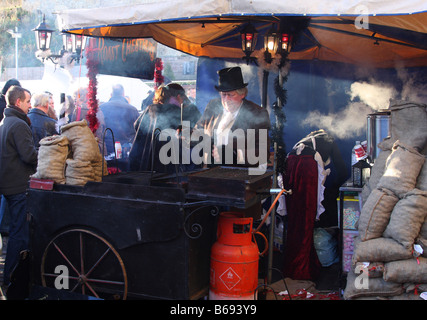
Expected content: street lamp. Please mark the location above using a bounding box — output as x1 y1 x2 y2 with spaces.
32 15 54 52
33 14 86 65
72 34 87 54
259 25 293 285
7 27 22 79
63 33 73 52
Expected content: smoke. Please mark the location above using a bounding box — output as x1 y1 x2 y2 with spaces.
396 67 427 103
349 81 397 111
301 101 373 139
301 79 399 139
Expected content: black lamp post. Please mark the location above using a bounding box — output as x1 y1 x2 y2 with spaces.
239 19 297 286
260 24 293 287
261 25 280 108
33 14 86 65
32 14 54 52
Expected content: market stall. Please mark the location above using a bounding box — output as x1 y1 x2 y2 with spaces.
22 0 427 300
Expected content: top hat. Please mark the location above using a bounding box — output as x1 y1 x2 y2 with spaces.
214 67 248 92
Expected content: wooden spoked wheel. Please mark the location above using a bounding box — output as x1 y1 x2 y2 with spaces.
41 228 128 300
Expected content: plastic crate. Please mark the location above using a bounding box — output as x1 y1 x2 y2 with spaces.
340 196 361 230
342 252 354 273
343 230 359 252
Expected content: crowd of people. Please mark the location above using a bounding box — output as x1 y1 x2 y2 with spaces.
0 66 271 294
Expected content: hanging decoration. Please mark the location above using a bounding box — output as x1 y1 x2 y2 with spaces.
266 19 309 173
154 58 164 89
272 52 291 173
85 46 99 134
255 49 282 73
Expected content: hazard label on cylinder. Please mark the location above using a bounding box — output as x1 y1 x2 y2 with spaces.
219 267 241 291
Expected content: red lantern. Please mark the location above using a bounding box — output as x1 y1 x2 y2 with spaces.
240 23 258 61
278 32 293 53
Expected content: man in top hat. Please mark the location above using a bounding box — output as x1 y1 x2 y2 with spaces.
194 66 271 171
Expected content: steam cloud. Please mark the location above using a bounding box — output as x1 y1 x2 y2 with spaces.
301 68 426 140
301 101 373 139
349 81 397 111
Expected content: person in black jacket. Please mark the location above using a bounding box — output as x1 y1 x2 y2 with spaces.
28 92 58 150
129 83 201 173
194 67 271 171
0 79 21 236
0 78 21 122
165 83 201 131
0 85 37 287
100 84 140 155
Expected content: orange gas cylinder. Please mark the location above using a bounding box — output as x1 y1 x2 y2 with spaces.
209 212 267 300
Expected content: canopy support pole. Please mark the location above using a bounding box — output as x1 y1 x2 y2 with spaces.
261 70 269 108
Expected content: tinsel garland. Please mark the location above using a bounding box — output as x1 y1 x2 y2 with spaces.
271 53 290 173
253 49 291 173
154 58 164 89
85 46 99 134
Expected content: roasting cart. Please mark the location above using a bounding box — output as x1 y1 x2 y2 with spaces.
27 167 272 300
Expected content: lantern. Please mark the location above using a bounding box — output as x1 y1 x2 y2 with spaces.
72 34 87 54
264 25 279 54
263 25 279 64
352 159 371 187
62 33 73 52
34 14 86 65
32 15 54 51
277 32 293 54
240 23 258 62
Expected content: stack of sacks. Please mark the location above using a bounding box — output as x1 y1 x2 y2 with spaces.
32 135 70 184
61 119 108 185
361 101 427 203
32 119 108 186
344 101 427 300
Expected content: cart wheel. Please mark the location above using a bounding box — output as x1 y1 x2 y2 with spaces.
41 228 128 300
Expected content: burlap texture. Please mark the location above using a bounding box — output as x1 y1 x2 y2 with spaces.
92 159 109 182
361 149 391 204
32 135 69 184
358 187 399 241
61 119 102 163
416 216 427 258
416 159 427 191
352 237 412 264
354 262 384 278
384 257 427 283
378 101 427 152
377 140 425 198
65 159 95 186
343 269 403 300
383 189 427 249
